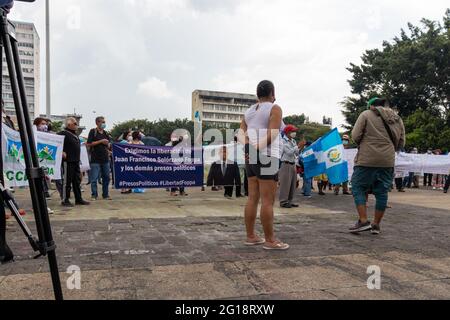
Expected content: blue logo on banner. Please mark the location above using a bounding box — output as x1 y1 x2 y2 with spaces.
112 144 204 189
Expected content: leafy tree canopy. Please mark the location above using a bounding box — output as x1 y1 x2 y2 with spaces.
342 9 450 150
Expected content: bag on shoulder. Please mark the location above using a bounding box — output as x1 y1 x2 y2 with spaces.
373 107 404 151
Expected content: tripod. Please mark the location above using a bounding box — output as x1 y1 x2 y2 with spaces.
0 8 63 300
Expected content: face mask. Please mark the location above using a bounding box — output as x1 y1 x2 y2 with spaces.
127 136 133 142
343 140 349 146
290 133 297 139
38 125 48 132
101 124 107 130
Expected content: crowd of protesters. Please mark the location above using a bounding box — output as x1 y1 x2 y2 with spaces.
2 81 450 257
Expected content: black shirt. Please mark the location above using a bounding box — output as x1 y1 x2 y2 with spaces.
87 128 111 164
58 129 81 163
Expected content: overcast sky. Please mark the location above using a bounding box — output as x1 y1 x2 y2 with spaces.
9 0 449 129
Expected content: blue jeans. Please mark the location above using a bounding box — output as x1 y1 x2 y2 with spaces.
302 177 312 196
90 162 110 198
403 172 414 188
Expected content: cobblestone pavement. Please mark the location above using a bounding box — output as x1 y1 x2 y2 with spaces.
0 187 449 300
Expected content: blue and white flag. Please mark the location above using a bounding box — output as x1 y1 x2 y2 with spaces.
301 128 349 184
194 111 201 123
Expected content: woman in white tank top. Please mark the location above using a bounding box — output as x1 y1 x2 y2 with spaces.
244 102 283 159
238 80 290 251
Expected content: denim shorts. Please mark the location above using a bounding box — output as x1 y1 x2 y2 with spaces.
351 166 394 211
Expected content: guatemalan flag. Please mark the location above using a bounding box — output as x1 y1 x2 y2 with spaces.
302 128 349 185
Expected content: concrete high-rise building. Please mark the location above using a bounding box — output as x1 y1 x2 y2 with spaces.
192 90 258 128
2 21 40 121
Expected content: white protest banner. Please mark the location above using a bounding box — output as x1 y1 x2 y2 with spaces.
344 148 357 180
80 144 90 172
1 125 64 187
419 154 450 175
395 152 415 173
344 149 450 180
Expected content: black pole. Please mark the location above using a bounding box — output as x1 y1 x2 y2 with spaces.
0 11 63 300
0 17 9 263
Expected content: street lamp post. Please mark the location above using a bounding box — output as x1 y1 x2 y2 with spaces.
45 0 50 118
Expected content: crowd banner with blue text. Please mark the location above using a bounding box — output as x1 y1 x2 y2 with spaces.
302 128 349 185
1 125 64 187
113 143 204 189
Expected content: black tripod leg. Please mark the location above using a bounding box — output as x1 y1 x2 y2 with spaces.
0 27 11 264
0 184 40 252
0 204 13 264
1 13 63 300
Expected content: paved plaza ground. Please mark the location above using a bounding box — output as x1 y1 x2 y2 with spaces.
0 185 449 300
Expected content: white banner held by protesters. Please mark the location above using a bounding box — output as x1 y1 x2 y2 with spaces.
1 125 65 187
80 144 90 172
344 149 450 180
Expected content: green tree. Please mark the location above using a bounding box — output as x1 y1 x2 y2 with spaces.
404 108 450 152
284 114 330 142
283 114 306 128
111 119 194 144
342 9 450 149
50 121 63 133
298 123 331 142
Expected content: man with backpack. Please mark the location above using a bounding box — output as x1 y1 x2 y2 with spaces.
87 117 112 201
349 98 405 235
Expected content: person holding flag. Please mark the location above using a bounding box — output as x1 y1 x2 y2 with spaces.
334 135 352 196
301 129 349 190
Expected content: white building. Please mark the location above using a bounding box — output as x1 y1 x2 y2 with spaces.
2 21 40 121
192 90 258 128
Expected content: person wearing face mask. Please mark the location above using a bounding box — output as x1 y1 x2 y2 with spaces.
334 135 352 196
33 117 49 133
278 125 302 208
118 130 133 194
118 130 132 144
87 116 112 201
58 117 90 207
